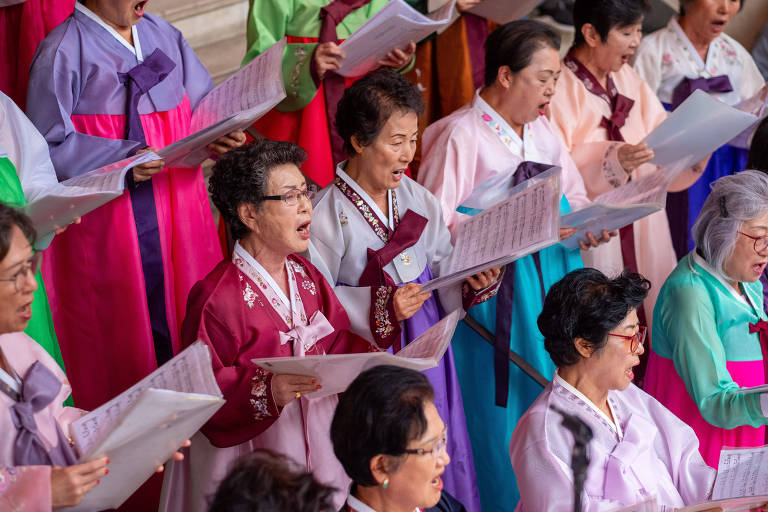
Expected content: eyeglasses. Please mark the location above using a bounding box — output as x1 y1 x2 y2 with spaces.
608 325 647 354
739 231 768 254
0 252 41 292
401 429 448 461
263 186 317 207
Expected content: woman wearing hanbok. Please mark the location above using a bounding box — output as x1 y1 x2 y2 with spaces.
634 0 767 258
332 365 467 512
311 69 501 512
417 20 611 510
244 0 417 186
645 170 768 468
548 0 704 334
160 139 379 512
25 0 245 414
0 92 64 373
511 267 715 511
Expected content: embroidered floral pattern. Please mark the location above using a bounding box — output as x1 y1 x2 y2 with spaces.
373 286 395 339
242 282 257 309
603 143 625 188
662 53 673 67
565 54 618 106
334 176 401 243
288 45 308 98
249 367 273 421
301 280 317 295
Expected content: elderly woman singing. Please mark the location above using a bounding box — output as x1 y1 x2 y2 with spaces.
160 139 377 512
645 170 768 467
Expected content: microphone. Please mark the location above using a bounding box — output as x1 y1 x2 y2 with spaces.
550 405 593 512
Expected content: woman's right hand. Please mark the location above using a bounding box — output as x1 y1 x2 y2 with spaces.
132 147 165 183
618 142 654 175
51 457 108 509
271 374 321 407
313 42 346 81
393 283 431 322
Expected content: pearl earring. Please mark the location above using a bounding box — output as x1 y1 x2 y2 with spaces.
382 478 389 489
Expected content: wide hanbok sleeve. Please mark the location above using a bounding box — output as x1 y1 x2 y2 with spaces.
26 32 144 180
172 24 214 110
243 0 317 112
656 283 767 428
0 465 53 512
633 36 663 96
544 116 591 210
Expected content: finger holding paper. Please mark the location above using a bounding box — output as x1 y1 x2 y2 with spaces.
271 374 322 406
132 147 165 183
618 142 654 175
578 229 617 251
378 41 416 69
51 457 109 509
394 283 432 322
206 130 247 156
466 267 502 291
313 41 346 81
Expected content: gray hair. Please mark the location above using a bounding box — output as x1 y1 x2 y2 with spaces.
692 170 768 278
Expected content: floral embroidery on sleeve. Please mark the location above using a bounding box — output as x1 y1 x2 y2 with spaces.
602 142 626 188
249 367 276 421
288 46 308 98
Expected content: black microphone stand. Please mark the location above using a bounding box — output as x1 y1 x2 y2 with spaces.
550 405 594 512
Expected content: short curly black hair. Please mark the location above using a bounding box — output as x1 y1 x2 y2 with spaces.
335 68 425 156
0 203 36 261
209 139 307 240
537 268 650 367
331 365 435 487
207 450 336 512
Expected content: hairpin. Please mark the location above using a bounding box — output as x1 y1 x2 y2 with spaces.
719 196 729 218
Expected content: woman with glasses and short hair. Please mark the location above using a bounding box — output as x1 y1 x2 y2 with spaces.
510 267 714 511
331 365 465 512
645 170 768 468
160 138 378 512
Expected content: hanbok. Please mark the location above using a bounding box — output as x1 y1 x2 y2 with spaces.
26 3 222 414
510 372 715 511
0 92 63 373
243 0 417 186
160 245 377 512
634 17 765 257
344 490 467 511
645 252 768 467
311 169 500 512
417 91 589 511
549 55 701 329
0 332 82 512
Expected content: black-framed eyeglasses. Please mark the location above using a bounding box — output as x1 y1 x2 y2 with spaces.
263 186 317 207
608 325 647 354
400 429 448 461
739 231 768 254
0 252 41 292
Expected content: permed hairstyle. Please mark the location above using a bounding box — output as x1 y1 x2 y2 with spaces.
484 20 561 87
747 117 768 172
572 0 648 49
335 68 425 156
209 139 307 240
0 203 36 262
331 365 435 487
692 170 768 278
207 450 336 512
537 268 650 367
679 0 745 16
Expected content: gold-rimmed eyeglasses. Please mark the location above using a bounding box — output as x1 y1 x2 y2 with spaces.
0 252 41 292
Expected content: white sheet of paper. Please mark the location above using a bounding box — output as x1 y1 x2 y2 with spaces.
70 341 221 457
21 151 160 241
337 0 455 77
712 445 768 500
64 389 224 512
678 495 768 512
643 89 758 166
252 310 460 399
736 384 768 394
158 39 287 168
421 168 561 293
468 0 541 24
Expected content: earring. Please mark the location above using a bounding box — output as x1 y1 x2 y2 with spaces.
382 478 389 490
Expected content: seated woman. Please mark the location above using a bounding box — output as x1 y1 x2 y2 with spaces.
510 267 715 511
311 68 501 511
0 203 184 509
208 450 336 512
645 170 768 467
331 365 466 512
161 139 378 512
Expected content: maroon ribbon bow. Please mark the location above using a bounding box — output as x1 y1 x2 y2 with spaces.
750 320 768 382
599 94 635 143
670 75 734 111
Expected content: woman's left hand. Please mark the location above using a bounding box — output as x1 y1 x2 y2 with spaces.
207 131 247 156
466 267 501 290
378 41 416 69
155 439 191 473
578 229 617 250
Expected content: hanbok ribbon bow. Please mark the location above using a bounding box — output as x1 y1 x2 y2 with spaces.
671 75 733 111
279 310 335 357
118 48 176 145
11 362 78 466
599 94 635 142
749 320 768 381
602 413 658 505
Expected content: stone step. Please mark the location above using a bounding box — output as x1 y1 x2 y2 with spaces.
195 33 248 84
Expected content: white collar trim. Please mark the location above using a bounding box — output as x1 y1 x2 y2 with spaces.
554 370 623 437
336 164 394 230
75 2 143 61
233 242 291 310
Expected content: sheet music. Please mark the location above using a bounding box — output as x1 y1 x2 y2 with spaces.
70 341 221 456
712 445 768 500
337 0 456 77
252 310 460 399
644 89 758 166
678 495 768 512
21 152 159 241
468 0 541 24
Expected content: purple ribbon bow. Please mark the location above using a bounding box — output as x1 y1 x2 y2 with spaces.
671 75 734 111
118 48 176 145
12 361 78 467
